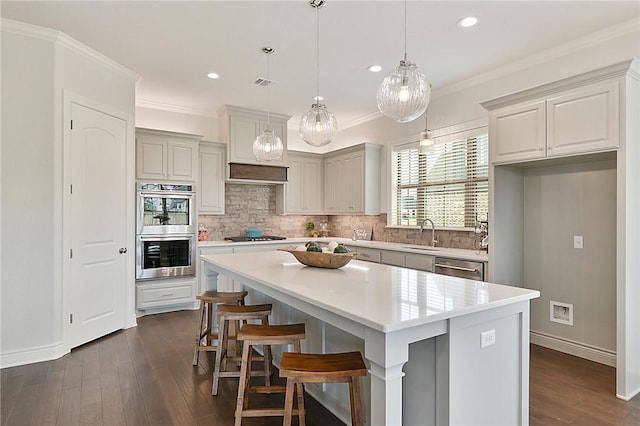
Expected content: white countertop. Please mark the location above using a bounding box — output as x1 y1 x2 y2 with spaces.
201 251 537 333
199 237 488 262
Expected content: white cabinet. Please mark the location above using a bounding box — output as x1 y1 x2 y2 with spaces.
490 101 546 163
217 105 291 168
136 278 197 310
546 82 619 157
487 81 619 165
286 151 324 214
323 143 381 214
404 253 435 272
136 128 200 182
346 246 381 263
198 142 226 214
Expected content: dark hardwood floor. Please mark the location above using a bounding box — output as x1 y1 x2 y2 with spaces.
2 310 639 425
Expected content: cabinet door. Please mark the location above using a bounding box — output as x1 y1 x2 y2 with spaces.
344 153 364 212
490 100 546 164
324 157 342 213
347 246 380 263
380 250 404 267
199 144 225 214
168 141 197 181
546 81 619 157
286 156 304 213
404 253 435 272
303 157 323 212
229 115 260 164
137 138 167 180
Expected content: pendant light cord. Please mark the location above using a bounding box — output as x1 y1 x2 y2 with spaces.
266 51 271 126
403 0 407 62
316 4 320 103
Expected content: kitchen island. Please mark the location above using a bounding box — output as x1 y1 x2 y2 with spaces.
201 251 539 426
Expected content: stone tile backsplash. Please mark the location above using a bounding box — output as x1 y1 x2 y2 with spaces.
198 183 479 250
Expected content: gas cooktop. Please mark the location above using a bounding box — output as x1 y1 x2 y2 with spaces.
224 236 287 242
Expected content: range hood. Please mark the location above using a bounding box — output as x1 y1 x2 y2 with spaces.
228 162 288 183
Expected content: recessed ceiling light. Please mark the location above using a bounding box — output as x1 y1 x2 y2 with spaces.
368 65 382 73
207 72 220 79
457 16 478 28
313 95 324 101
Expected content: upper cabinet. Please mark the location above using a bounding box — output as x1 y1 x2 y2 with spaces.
217 105 291 169
286 151 324 214
136 128 201 182
323 143 382 215
485 79 619 165
198 142 226 215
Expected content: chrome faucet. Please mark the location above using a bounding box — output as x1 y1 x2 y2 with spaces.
420 218 438 247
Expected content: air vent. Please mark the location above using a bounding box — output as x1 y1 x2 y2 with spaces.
252 77 275 87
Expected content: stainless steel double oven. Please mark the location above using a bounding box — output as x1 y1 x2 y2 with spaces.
136 183 196 280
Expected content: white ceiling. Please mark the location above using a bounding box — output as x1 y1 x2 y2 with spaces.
2 1 639 128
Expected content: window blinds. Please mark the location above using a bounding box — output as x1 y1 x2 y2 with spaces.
392 133 489 228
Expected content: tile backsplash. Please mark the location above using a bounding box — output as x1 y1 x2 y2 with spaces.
198 183 479 251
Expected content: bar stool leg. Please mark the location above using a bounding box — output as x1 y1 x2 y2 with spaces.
192 301 206 366
293 341 306 426
234 343 252 426
349 376 365 426
244 344 254 410
206 303 214 345
283 379 297 426
211 314 229 395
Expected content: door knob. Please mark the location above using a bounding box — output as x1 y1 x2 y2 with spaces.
119 248 127 254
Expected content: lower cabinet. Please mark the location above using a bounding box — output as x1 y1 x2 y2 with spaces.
346 246 381 263
136 278 197 310
347 245 435 272
404 253 435 272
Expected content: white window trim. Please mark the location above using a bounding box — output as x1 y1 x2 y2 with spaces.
387 118 489 229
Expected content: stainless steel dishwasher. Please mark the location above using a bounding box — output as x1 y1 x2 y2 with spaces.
434 257 484 281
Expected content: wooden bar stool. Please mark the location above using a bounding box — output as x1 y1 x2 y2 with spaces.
192 290 248 366
212 303 273 396
280 351 368 426
234 323 306 426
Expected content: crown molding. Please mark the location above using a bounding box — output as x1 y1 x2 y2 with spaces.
2 18 140 83
481 59 637 111
136 99 215 117
433 18 640 100
340 110 384 130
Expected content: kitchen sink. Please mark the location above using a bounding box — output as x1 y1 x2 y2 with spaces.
403 246 440 251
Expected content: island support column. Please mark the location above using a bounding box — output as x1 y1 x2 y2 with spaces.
364 328 408 426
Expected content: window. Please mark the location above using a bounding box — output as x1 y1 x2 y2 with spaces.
391 128 488 229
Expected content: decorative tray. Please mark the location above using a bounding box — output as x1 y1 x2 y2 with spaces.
278 248 356 269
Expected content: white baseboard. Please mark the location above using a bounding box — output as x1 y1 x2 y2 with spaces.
616 386 640 401
530 331 616 367
0 342 68 369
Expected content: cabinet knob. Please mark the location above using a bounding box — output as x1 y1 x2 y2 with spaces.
119 248 127 254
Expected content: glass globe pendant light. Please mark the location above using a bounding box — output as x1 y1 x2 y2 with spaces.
253 47 284 161
419 107 434 155
299 0 337 147
377 0 431 123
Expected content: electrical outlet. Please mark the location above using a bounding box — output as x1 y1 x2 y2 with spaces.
574 235 584 249
481 329 496 348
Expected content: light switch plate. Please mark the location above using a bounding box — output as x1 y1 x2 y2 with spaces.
574 235 584 249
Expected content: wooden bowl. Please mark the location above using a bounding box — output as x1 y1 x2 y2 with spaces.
278 248 356 269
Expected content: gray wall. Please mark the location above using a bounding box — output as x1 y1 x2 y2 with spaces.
523 160 617 351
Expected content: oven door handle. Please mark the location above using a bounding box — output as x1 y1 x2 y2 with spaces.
138 191 194 198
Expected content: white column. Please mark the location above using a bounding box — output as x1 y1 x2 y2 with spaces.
203 263 219 291
364 329 408 426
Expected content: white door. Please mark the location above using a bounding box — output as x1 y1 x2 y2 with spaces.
69 103 127 348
